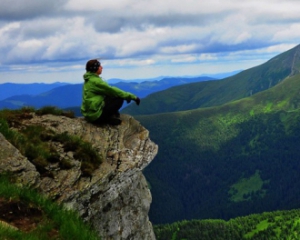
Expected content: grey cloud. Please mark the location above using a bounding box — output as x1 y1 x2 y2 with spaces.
91 11 231 33
154 32 274 57
91 16 128 33
250 15 300 25
0 20 60 41
202 41 272 54
20 20 63 39
147 12 228 28
0 0 68 20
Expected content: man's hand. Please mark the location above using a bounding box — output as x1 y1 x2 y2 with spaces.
135 97 140 105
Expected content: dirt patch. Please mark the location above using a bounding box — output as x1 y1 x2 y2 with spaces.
0 197 43 232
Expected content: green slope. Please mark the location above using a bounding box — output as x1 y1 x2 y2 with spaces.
138 73 300 224
123 44 300 115
154 208 300 240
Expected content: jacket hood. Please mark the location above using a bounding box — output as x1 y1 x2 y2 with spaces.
83 72 98 82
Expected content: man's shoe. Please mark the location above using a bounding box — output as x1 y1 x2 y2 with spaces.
93 116 121 126
107 117 122 125
113 111 121 118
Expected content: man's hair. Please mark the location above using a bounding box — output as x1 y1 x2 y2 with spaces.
86 59 101 72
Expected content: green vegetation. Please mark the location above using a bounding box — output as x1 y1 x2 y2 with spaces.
0 106 74 127
0 107 102 177
35 106 75 118
154 209 300 240
0 174 100 240
229 170 268 202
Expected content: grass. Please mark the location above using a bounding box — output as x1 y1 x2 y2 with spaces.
0 107 102 177
0 174 100 240
244 219 269 238
154 209 300 240
228 170 268 202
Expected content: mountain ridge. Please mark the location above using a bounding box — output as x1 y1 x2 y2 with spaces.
0 82 70 101
122 44 300 115
0 76 216 110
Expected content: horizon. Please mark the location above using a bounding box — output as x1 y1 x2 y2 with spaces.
0 0 300 84
0 69 242 85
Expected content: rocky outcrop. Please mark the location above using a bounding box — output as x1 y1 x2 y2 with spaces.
0 114 158 240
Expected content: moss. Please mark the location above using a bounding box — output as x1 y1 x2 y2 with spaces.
32 156 49 173
60 158 73 170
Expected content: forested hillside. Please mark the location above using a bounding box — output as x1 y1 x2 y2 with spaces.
154 208 300 239
123 44 300 115
137 72 300 224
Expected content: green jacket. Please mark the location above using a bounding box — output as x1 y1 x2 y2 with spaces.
81 72 137 122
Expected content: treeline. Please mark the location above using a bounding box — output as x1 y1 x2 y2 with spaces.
154 208 300 240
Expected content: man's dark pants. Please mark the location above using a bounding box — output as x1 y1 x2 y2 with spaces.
97 97 123 122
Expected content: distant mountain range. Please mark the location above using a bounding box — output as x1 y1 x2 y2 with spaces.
0 76 217 110
106 70 241 84
0 82 69 101
0 70 242 110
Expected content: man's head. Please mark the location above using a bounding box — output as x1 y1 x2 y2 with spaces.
86 59 102 74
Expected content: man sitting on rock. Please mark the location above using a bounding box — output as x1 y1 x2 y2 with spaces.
81 59 140 125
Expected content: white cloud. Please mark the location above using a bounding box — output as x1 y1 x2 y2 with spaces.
161 44 198 54
199 54 218 61
272 23 300 42
0 0 300 83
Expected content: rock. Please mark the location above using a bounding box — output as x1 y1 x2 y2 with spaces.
0 113 158 240
0 133 40 187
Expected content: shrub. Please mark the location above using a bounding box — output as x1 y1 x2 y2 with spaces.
36 106 75 118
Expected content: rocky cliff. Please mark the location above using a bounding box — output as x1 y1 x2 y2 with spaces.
0 113 158 240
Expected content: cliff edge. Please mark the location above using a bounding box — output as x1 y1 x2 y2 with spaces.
0 113 158 240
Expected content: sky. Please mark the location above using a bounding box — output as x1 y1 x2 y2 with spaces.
0 0 300 84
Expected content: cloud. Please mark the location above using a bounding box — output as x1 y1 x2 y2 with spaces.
0 0 68 20
0 0 300 83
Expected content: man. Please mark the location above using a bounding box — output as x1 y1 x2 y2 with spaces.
81 59 140 125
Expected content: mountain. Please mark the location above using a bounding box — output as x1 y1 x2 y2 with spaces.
107 70 240 84
0 84 83 109
199 69 242 79
122 44 300 115
107 76 167 83
0 82 69 101
137 72 300 224
111 76 216 98
0 76 216 110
